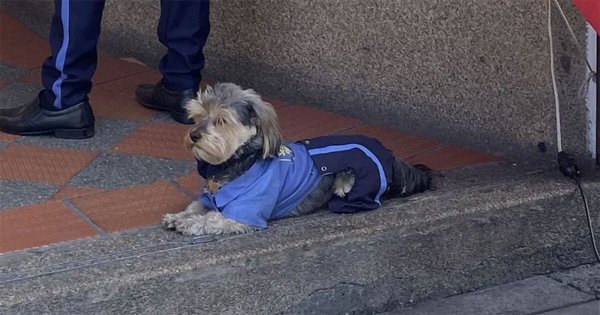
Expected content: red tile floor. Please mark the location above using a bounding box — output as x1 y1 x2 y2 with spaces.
0 11 501 253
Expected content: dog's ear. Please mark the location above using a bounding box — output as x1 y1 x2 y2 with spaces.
185 88 211 122
248 99 282 158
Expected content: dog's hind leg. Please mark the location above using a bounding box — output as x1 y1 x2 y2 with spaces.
289 176 335 217
388 158 432 197
332 169 355 197
163 201 209 229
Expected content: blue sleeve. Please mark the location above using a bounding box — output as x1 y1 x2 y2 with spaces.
216 166 283 229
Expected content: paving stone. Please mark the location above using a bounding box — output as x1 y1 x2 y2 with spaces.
19 67 41 85
276 105 362 140
93 69 162 94
0 132 19 142
0 179 59 210
0 39 49 69
50 186 106 201
0 144 98 185
71 181 192 232
93 55 153 85
175 171 204 197
0 82 42 110
340 124 444 159
112 122 193 160
0 201 98 253
549 264 600 298
150 112 179 124
89 88 158 121
407 145 501 170
538 300 600 315
261 95 291 110
392 276 594 315
0 63 26 80
16 118 140 151
0 10 44 46
69 152 195 189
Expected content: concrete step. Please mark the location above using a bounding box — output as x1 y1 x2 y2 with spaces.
1 162 599 314
381 264 600 315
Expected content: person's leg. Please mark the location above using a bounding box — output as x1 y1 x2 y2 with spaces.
42 0 106 110
158 0 210 91
0 0 105 138
135 0 210 124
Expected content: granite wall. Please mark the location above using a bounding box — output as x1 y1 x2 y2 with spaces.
1 0 593 161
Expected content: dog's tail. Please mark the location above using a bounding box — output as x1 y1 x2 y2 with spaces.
388 159 433 198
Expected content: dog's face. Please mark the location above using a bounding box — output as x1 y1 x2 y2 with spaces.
184 83 282 165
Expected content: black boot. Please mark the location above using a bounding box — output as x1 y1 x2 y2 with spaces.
0 91 95 139
135 81 196 124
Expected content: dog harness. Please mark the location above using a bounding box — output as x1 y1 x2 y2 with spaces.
198 135 395 228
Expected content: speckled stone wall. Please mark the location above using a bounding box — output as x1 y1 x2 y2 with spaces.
1 0 592 160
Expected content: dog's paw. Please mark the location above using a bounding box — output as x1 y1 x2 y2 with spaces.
174 217 205 236
162 213 181 229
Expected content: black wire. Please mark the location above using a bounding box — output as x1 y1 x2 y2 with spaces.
574 177 600 263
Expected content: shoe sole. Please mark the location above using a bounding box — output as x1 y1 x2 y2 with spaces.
7 126 95 139
136 97 194 125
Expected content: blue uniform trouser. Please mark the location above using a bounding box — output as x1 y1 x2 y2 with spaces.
41 0 210 110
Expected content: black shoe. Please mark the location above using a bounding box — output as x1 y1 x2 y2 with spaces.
0 92 95 139
135 81 196 124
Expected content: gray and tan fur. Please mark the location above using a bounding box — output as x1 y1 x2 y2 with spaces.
163 83 430 236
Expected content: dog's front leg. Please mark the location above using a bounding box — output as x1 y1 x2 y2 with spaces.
174 211 256 236
163 201 208 229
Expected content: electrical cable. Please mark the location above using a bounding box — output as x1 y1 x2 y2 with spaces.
547 0 563 152
548 0 600 263
551 0 597 98
551 0 595 74
574 177 600 262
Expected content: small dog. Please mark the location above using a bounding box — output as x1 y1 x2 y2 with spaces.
163 83 432 235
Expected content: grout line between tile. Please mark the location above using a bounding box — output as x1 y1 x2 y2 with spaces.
332 121 366 135
170 179 198 200
63 199 107 236
93 68 155 87
545 273 598 297
404 143 450 161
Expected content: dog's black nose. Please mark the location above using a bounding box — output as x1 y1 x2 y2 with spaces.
189 130 201 142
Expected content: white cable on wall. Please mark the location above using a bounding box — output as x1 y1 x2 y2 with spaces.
548 0 563 152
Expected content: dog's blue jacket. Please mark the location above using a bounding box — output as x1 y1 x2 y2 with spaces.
198 135 394 228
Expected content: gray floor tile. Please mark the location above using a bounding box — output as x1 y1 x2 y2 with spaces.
538 300 600 315
0 63 26 80
0 180 59 210
150 112 178 124
69 152 195 189
16 118 140 151
393 276 594 315
0 82 42 109
550 264 600 297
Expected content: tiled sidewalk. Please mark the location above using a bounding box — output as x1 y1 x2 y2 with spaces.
0 11 500 254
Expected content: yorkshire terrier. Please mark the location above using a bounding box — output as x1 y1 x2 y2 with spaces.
163 83 432 235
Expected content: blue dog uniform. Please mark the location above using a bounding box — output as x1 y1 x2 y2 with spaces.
302 135 395 213
198 135 395 228
200 143 322 228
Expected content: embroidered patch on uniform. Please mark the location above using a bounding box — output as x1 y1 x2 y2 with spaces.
278 145 294 161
